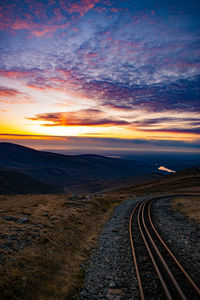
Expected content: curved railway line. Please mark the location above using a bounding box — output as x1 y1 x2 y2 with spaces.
129 196 200 300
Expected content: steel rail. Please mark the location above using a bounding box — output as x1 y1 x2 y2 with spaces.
141 201 187 300
129 194 200 299
148 199 200 296
137 201 173 300
129 201 145 300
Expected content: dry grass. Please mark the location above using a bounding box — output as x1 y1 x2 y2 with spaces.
0 194 121 299
171 196 200 223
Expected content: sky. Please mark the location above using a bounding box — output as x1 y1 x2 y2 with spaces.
0 0 200 154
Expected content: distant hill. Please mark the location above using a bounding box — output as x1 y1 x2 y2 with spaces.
120 153 200 172
0 142 157 193
0 170 56 194
110 166 200 195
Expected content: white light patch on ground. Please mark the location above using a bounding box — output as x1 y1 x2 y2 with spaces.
158 166 176 173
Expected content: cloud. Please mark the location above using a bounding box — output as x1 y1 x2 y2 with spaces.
141 128 200 135
1 66 199 114
132 116 200 127
0 134 199 154
0 87 20 97
0 87 34 104
11 20 70 37
26 108 200 136
66 0 100 16
0 69 34 79
0 0 200 148
0 0 199 113
0 0 99 36
130 116 200 135
27 109 129 126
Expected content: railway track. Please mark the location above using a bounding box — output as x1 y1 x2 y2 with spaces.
129 196 200 299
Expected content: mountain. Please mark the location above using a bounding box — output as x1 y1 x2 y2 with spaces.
0 142 156 193
0 170 56 194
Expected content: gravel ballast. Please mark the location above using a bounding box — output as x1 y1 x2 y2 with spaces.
152 197 200 288
77 195 200 299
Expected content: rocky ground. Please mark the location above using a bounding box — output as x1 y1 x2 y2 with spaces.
77 195 200 300
77 197 145 300
152 196 200 288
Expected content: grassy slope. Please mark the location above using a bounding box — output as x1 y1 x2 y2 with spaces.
0 194 121 299
171 196 200 223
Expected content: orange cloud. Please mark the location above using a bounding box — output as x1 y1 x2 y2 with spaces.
0 87 34 104
27 109 129 127
0 133 66 140
0 88 19 97
0 70 33 78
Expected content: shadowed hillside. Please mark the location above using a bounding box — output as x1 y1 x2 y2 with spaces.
0 142 157 193
0 170 56 194
109 166 200 196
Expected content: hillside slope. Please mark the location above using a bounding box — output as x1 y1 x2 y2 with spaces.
0 170 56 194
110 166 200 196
0 142 156 193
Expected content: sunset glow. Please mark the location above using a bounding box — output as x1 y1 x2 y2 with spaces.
0 0 199 153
